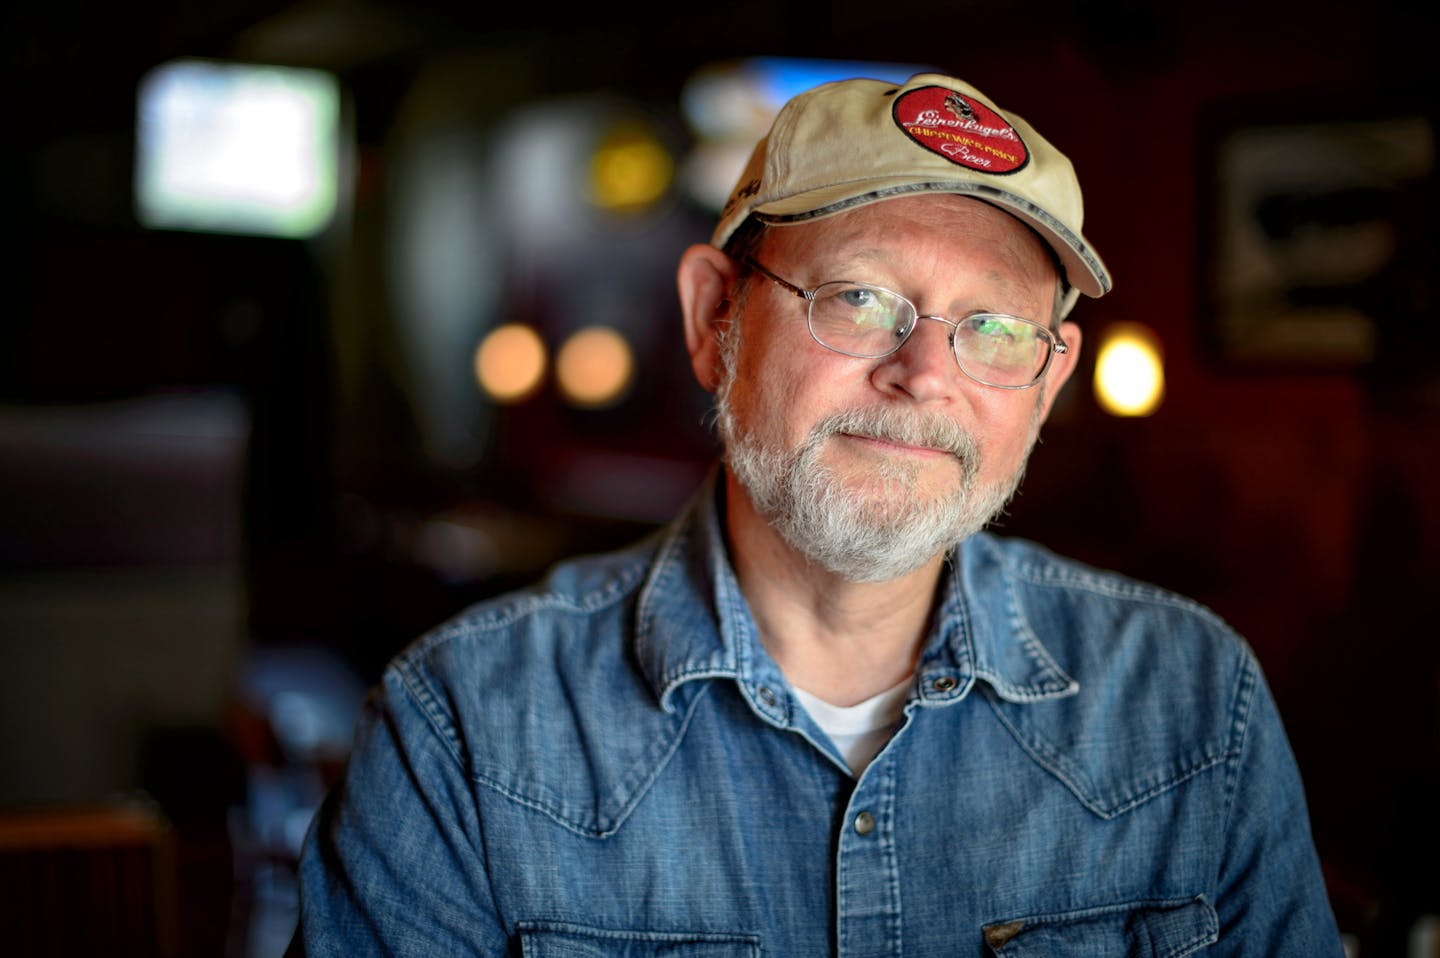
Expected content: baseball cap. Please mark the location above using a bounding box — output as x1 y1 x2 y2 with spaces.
712 73 1111 306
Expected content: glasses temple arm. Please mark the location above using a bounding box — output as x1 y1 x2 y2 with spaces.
742 258 814 302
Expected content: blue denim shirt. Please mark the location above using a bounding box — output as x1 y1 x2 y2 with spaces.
294 477 1341 956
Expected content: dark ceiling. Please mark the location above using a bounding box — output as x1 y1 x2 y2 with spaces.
5 0 1431 144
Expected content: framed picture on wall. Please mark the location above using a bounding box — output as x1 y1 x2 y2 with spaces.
1200 99 1435 369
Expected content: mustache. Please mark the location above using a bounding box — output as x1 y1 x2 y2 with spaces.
810 406 980 462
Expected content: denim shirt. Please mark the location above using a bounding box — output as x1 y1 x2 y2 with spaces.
294 478 1342 956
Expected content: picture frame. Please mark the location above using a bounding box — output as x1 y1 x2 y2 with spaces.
1199 96 1435 370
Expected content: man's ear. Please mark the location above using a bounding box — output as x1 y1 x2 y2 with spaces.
1037 320 1083 422
677 244 739 393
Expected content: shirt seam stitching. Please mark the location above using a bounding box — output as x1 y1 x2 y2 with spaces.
1217 649 1260 848
984 688 1238 819
467 682 715 839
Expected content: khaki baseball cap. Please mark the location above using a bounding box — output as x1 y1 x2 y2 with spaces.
712 72 1111 304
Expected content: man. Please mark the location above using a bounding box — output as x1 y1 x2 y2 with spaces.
293 73 1342 955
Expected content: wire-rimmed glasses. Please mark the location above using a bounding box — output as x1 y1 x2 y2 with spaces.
744 258 1066 390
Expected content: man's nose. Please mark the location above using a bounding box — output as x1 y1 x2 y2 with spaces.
871 315 960 402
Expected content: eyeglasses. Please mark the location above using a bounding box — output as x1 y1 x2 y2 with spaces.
743 258 1067 390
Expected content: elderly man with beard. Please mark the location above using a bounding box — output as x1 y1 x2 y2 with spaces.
292 74 1343 956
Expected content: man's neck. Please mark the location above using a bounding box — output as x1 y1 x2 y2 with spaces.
722 472 946 707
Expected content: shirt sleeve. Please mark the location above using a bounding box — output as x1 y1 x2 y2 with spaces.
1212 655 1345 956
289 668 507 956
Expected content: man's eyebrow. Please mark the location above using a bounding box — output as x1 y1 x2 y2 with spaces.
980 270 1027 300
813 247 901 276
825 253 1038 304
803 244 1048 309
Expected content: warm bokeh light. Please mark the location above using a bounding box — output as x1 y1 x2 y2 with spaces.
556 327 634 408
475 324 547 403
1094 322 1165 417
588 123 673 212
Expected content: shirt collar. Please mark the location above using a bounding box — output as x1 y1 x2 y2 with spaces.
633 471 1077 715
634 472 793 722
920 535 1079 705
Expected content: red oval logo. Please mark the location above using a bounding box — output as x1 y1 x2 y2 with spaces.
892 86 1029 174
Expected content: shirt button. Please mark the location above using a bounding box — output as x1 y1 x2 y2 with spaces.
757 686 777 706
854 811 875 836
932 675 958 693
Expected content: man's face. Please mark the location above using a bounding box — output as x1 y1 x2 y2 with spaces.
714 195 1073 582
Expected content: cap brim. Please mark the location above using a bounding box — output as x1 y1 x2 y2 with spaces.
748 181 1110 300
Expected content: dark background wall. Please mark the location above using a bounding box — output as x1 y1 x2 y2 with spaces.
1 1 1436 954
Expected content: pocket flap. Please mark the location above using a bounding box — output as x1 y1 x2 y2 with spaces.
518 921 761 957
984 895 1218 957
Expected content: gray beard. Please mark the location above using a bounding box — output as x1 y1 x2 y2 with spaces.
716 374 1033 583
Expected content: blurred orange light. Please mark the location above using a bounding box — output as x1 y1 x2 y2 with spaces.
1094 322 1165 417
475 324 547 403
556 327 633 408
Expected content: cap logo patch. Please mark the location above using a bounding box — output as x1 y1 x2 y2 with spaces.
722 177 761 217
892 86 1028 174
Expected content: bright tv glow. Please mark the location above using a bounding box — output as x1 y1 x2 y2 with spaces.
680 57 932 212
136 59 342 238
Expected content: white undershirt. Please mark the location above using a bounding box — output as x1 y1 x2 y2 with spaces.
791 677 912 776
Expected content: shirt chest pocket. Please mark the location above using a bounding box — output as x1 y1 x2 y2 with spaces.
517 921 761 957
983 895 1218 958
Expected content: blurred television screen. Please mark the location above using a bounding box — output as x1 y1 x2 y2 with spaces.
135 59 342 238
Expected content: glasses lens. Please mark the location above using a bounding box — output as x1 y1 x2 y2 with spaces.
954 314 1052 387
807 283 914 358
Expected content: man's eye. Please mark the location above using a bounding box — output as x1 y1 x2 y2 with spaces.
830 287 900 330
839 288 879 309
972 317 1016 340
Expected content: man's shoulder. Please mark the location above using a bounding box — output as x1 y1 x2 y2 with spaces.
391 535 660 692
968 532 1246 662
964 534 1263 819
371 533 694 836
